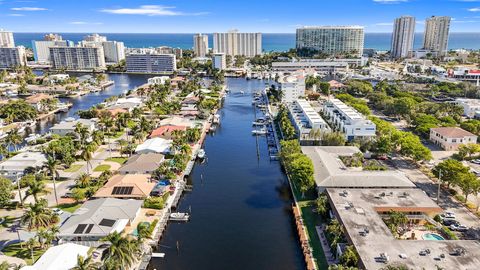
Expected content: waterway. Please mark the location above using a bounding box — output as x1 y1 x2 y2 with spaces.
150 78 304 270
30 73 153 135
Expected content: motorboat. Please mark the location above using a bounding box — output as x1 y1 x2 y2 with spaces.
197 149 206 159
252 119 268 126
209 125 217 132
240 90 245 95
169 212 190 222
252 128 267 135
213 114 221 124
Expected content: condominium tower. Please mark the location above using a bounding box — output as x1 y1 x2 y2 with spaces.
423 16 451 56
296 26 365 57
32 34 74 64
213 30 262 57
49 45 106 70
80 34 125 64
193 34 209 57
125 52 176 73
0 29 15 48
391 16 416 59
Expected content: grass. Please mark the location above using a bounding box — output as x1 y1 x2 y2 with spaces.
57 202 81 213
106 157 128 165
93 164 111 172
1 242 46 265
299 201 329 270
64 164 83 173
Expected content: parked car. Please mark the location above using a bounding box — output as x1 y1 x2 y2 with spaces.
52 208 64 215
470 159 480 164
443 219 459 226
442 211 456 219
456 225 468 232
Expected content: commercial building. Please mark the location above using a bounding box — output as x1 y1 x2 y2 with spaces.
278 71 306 103
125 52 176 73
296 26 364 57
302 146 414 190
193 33 209 57
213 30 262 57
58 198 142 243
272 58 366 73
429 127 477 150
288 99 329 137
0 46 26 69
322 98 376 141
32 39 74 64
213 53 227 70
423 16 451 56
0 29 14 48
49 45 106 70
391 16 416 59
449 68 480 85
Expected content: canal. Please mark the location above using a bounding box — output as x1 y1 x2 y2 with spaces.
31 73 153 135
151 78 304 270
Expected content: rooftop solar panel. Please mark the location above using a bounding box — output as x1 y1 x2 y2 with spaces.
99 218 116 227
74 224 87 234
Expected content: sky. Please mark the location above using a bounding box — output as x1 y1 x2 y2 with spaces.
1 0 480 33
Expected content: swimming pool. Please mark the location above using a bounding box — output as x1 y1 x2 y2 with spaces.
422 233 445 241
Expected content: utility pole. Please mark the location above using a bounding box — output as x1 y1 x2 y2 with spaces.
16 173 23 207
437 169 441 202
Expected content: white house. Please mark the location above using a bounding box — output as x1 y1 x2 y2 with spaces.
454 98 480 118
279 71 306 103
50 118 97 136
322 98 376 141
0 152 47 180
147 76 170 85
21 243 89 270
288 99 329 137
135 137 172 154
429 127 478 150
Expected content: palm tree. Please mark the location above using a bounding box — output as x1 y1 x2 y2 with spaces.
117 139 128 157
81 143 96 174
101 232 140 270
75 123 90 149
21 199 58 231
91 130 105 146
24 176 49 204
76 173 91 188
24 237 38 263
72 255 100 270
0 142 8 160
5 128 22 152
136 222 152 243
45 156 59 206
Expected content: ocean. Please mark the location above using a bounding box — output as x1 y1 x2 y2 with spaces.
13 32 480 52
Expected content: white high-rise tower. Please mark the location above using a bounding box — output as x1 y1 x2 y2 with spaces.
391 16 416 59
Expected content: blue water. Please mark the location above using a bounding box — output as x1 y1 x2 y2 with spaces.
13 33 480 51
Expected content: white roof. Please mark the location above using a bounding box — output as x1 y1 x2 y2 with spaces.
0 152 47 173
21 243 89 270
135 137 172 154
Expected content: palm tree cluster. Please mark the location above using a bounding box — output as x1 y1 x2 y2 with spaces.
21 199 59 231
100 232 142 270
325 219 346 254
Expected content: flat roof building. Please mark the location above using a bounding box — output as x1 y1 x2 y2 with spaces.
213 53 227 70
322 98 376 141
0 29 14 48
279 70 306 103
391 16 416 59
126 53 176 74
213 30 262 57
49 45 106 70
454 98 480 118
296 26 364 57
423 16 451 56
0 47 26 69
193 33 209 57
288 99 329 138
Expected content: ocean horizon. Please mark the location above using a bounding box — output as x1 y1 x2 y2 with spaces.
13 32 480 52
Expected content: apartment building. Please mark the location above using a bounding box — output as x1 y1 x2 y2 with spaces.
213 30 262 57
296 26 364 57
49 45 106 70
278 71 306 103
391 16 416 59
0 46 27 69
32 39 74 64
0 29 15 48
125 52 176 73
322 98 376 141
288 99 329 138
213 53 226 70
423 16 451 56
429 127 477 150
193 33 209 57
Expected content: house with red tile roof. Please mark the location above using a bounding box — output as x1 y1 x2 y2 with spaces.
430 127 478 150
150 125 187 139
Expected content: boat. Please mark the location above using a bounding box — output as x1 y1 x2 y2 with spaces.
25 133 41 143
169 212 190 222
252 121 268 126
209 125 217 132
197 149 206 159
213 114 221 124
240 90 245 95
252 128 267 135
56 103 71 113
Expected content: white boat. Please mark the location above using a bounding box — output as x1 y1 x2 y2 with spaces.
213 114 221 124
209 125 217 132
252 128 267 135
25 133 41 143
252 121 268 126
240 90 245 94
197 149 206 159
169 212 190 222
56 103 70 112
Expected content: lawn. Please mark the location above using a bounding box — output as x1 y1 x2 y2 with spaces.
57 202 81 213
106 157 128 165
299 201 328 270
64 164 83 173
93 164 111 172
1 242 46 265
107 131 124 139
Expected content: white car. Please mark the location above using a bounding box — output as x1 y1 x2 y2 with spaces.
52 208 64 215
443 211 456 219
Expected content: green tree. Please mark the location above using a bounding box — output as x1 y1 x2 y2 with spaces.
433 159 469 188
72 255 100 270
0 176 13 207
21 199 59 231
101 232 140 270
339 245 359 267
457 172 480 202
322 132 346 146
316 193 329 217
23 175 49 204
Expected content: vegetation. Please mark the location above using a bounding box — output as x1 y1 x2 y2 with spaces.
101 231 141 269
339 245 359 267
0 176 13 207
0 100 37 123
280 140 315 195
21 199 59 231
277 105 297 140
144 193 170 209
383 210 408 238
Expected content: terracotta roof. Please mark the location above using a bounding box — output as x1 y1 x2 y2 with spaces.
25 93 54 104
328 80 345 88
106 108 128 116
150 125 187 138
93 174 155 199
430 127 476 138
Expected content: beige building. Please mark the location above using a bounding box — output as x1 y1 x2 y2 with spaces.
193 33 209 57
429 127 477 150
391 16 416 59
93 174 155 199
423 16 451 56
296 26 364 57
213 30 262 57
0 29 14 48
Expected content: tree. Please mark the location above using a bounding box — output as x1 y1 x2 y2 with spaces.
319 82 331 95
433 159 469 188
289 154 315 196
24 237 38 263
76 173 91 189
45 156 59 206
136 222 152 242
316 193 329 217
0 176 13 207
101 232 140 270
21 199 58 231
5 128 22 152
72 188 86 203
457 172 480 202
322 132 346 146
339 245 359 267
458 143 480 159
23 175 49 204
392 97 417 119
72 255 100 270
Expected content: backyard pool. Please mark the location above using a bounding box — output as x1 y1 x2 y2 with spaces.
422 233 445 241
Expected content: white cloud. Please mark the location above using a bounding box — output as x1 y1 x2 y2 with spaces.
373 0 408 4
468 7 480 11
453 19 479 23
100 5 206 16
8 13 25 16
11 7 47 11
69 21 103 25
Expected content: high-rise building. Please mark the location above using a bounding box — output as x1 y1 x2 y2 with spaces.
49 45 106 70
213 30 262 57
0 47 26 68
80 35 125 64
125 52 176 73
156 46 183 59
0 29 15 48
43 33 63 41
423 16 451 56
391 16 416 59
32 40 74 64
213 53 226 70
193 34 209 57
296 26 364 57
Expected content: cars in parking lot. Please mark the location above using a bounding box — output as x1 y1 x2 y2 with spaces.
443 219 459 226
470 159 480 165
52 208 64 215
441 211 456 219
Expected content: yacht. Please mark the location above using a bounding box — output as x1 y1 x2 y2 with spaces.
25 133 41 143
170 212 190 222
252 128 267 135
197 149 206 159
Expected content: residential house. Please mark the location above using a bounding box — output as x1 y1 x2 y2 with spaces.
118 153 165 174
21 243 89 270
25 93 54 111
135 137 172 154
0 152 47 180
150 125 187 139
50 118 97 136
93 174 155 200
429 127 478 150
58 198 142 243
